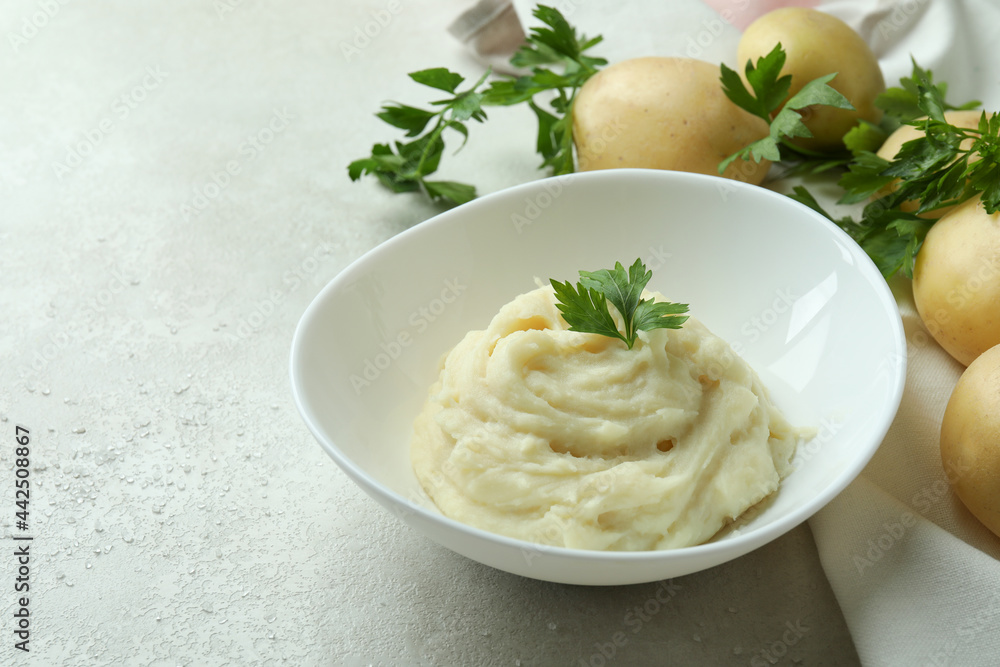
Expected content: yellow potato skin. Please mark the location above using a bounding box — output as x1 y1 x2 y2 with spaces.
877 111 985 163
940 343 1000 539
875 110 987 219
738 8 885 151
912 195 1000 367
572 57 771 185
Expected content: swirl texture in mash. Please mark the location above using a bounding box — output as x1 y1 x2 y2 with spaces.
411 286 798 551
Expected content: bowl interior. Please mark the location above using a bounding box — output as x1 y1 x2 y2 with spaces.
290 169 905 585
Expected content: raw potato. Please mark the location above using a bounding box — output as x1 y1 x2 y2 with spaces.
940 342 1000 539
738 7 885 151
572 57 771 185
875 110 988 219
912 195 1000 366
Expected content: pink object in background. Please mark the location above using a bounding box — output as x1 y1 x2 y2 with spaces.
702 0 821 30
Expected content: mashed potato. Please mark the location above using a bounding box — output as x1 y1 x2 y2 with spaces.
411 285 799 551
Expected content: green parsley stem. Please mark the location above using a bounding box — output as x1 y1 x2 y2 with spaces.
412 117 446 179
778 138 837 159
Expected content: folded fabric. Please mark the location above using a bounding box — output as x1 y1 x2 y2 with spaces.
810 272 1000 666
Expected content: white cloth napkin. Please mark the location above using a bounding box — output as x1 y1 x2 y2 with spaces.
811 277 1000 666
454 1 1000 663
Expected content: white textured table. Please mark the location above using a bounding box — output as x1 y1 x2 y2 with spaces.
1 1 859 664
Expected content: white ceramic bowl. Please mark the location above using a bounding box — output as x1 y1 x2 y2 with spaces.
290 169 906 586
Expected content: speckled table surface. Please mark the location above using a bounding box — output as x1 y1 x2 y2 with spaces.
1 1 858 665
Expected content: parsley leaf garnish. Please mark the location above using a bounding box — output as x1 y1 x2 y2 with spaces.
718 44 855 175
550 259 688 349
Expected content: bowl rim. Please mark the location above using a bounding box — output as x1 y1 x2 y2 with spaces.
289 168 907 565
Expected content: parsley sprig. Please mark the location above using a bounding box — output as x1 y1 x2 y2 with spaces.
347 68 489 206
482 5 606 175
790 61 992 277
872 59 980 128
348 6 605 207
550 259 689 349
718 44 854 175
